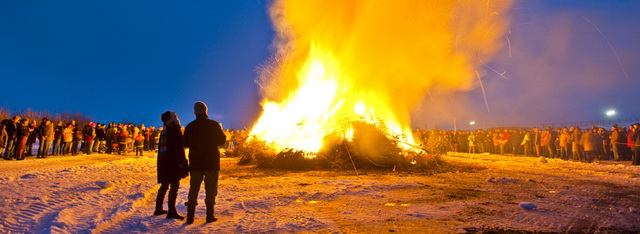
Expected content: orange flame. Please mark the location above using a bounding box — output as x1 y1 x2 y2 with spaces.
251 0 513 153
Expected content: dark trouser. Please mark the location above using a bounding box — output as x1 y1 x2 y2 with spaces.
93 140 100 153
39 139 52 156
14 138 27 160
612 143 620 161
52 139 61 155
84 141 94 155
156 181 180 212
4 139 15 158
72 140 81 155
560 146 569 160
547 145 555 158
118 143 126 154
61 141 69 155
584 150 593 163
135 147 143 156
106 139 113 153
187 170 219 206
26 142 34 156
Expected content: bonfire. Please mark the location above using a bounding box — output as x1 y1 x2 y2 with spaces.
233 0 513 170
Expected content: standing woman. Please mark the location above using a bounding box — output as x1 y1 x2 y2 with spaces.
154 111 189 220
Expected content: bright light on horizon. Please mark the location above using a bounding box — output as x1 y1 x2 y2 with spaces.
469 121 476 125
606 110 616 117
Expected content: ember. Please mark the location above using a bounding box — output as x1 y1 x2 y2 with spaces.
250 0 513 158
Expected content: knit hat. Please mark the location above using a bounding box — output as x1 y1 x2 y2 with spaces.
194 101 208 116
161 111 181 126
161 111 173 123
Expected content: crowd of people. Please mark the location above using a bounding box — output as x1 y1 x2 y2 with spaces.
0 115 163 160
414 123 640 165
2 113 639 166
0 114 250 161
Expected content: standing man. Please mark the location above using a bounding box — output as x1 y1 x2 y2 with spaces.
611 125 621 161
3 116 20 160
52 121 64 155
533 127 542 157
183 101 226 224
38 118 54 158
632 123 640 165
14 118 30 160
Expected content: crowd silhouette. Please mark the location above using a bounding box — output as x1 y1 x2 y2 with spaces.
2 114 639 166
413 123 640 165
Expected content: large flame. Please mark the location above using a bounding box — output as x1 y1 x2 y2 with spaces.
251 0 513 153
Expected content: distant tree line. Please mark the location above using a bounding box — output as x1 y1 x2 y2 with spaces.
0 107 93 126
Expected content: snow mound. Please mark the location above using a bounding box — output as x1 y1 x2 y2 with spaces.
96 181 113 189
519 202 537 210
539 157 548 163
21 174 38 179
487 177 522 183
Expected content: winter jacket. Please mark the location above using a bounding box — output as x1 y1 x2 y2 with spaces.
83 125 95 142
40 122 54 141
559 132 570 147
5 120 17 139
0 126 6 148
54 125 63 140
183 114 226 171
134 134 144 147
16 124 30 140
633 129 640 150
157 123 188 183
581 132 596 152
63 127 74 142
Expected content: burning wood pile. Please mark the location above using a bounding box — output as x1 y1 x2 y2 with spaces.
231 119 448 171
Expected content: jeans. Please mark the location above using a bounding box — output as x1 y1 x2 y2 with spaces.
39 139 52 156
52 139 61 155
187 170 219 206
4 138 15 158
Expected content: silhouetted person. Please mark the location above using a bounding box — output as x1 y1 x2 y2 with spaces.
184 101 226 224
154 111 188 220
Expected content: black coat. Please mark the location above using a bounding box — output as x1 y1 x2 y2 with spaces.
183 114 226 171
157 124 188 183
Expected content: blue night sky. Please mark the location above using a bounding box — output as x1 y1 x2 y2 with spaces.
1 1 639 130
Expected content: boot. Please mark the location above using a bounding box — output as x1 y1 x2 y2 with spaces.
166 210 184 220
166 190 183 220
186 204 196 224
206 204 217 223
153 188 167 216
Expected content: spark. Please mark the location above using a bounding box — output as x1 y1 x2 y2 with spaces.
475 71 491 112
478 53 509 80
426 88 434 101
583 16 629 80
506 35 512 58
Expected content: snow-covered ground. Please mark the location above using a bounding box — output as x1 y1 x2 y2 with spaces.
0 152 639 233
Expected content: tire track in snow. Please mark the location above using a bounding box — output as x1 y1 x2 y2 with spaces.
1 182 103 233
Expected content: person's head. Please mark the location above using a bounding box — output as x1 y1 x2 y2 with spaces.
194 101 208 117
161 111 181 126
